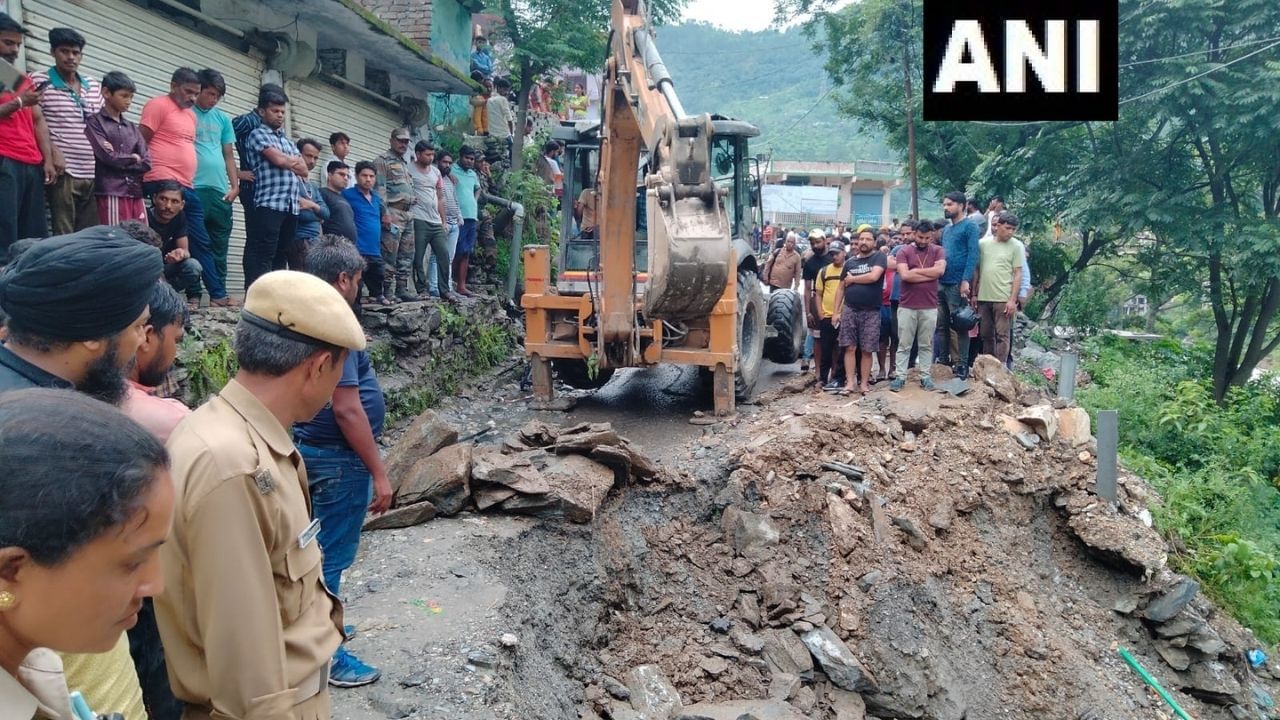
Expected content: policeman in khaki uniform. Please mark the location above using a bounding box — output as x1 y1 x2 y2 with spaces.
155 271 366 720
373 129 418 301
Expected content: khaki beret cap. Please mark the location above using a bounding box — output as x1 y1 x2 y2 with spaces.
241 271 366 351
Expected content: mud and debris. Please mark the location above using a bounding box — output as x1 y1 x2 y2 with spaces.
332 359 1280 720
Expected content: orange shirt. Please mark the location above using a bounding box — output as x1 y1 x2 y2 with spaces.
140 95 197 187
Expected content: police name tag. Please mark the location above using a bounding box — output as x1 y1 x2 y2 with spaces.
298 519 321 549
252 468 274 495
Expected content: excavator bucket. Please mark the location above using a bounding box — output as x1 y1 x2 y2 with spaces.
643 115 732 321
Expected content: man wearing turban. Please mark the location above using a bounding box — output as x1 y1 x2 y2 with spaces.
0 225 163 405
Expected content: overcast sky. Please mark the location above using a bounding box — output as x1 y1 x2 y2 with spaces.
681 0 781 32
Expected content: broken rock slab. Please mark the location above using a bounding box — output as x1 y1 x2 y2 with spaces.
497 453 615 523
677 699 808 720
1063 494 1167 575
386 410 458 491
827 497 862 557
1017 404 1059 442
1142 577 1200 623
971 354 1021 402
471 447 552 494
627 665 683 720
362 500 437 531
800 625 880 694
395 442 473 515
1055 406 1094 447
722 506 780 557
762 628 814 680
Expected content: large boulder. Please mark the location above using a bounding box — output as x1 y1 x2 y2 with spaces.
362 500 437 531
386 410 458 494
396 443 473 515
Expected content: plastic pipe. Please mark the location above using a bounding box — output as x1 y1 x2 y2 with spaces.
505 202 527 301
1117 647 1193 720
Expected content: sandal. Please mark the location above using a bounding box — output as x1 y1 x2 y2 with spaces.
209 296 239 308
377 295 395 306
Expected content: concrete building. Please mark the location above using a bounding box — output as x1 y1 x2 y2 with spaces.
763 159 903 227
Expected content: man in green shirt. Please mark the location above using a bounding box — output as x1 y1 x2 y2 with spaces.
973 211 1025 363
192 68 240 306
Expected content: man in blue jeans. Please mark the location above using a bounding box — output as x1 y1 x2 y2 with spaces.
295 234 394 688
936 190 980 378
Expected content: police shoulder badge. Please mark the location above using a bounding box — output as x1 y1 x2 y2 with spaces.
252 468 275 495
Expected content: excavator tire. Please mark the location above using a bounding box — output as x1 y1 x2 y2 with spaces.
763 289 804 365
734 269 766 401
552 359 616 390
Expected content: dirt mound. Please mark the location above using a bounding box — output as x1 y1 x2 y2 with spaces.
536 373 1278 719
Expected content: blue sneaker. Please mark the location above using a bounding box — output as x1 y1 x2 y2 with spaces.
921 376 936 391
329 647 381 688
889 378 905 392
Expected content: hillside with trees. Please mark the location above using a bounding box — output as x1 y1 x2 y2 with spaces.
655 22 897 163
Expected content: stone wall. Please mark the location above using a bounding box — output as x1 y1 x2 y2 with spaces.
172 296 521 426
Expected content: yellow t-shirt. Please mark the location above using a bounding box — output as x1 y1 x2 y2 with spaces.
60 634 146 720
817 262 843 319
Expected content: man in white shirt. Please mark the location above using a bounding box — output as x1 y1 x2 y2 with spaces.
328 131 355 188
487 77 515 162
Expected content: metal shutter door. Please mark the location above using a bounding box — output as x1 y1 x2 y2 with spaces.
23 0 263 294
288 78 403 172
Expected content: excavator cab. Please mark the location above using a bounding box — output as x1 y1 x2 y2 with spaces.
553 119 762 297
553 122 650 297
521 0 804 415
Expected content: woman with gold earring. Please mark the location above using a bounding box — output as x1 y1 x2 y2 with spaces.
0 389 174 719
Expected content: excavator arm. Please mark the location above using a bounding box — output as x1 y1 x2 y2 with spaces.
595 0 733 359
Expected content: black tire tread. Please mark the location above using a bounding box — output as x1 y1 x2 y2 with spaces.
764 289 804 364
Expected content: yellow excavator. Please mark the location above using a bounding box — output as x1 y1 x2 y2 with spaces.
521 0 805 415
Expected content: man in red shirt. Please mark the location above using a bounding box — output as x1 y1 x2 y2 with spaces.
0 13 57 257
891 220 947 392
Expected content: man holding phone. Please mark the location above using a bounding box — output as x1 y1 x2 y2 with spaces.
0 13 57 257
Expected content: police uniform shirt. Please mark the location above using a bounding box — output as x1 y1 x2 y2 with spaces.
155 379 341 718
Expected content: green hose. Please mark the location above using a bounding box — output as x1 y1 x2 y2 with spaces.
1118 647 1194 720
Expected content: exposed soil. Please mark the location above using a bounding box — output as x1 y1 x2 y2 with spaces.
332 362 1280 720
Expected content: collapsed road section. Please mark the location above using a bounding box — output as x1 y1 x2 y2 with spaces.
487 366 1279 719
334 361 1279 720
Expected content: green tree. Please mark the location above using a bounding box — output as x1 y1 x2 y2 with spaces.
780 0 1280 400
486 0 686 173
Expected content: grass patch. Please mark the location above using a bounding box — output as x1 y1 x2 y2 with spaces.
1077 335 1280 645
383 315 517 425
179 336 237 406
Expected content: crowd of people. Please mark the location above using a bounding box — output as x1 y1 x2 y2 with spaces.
758 192 1030 395
0 16 493 311
0 15 448 720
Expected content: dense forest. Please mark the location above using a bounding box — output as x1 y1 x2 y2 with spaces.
655 22 897 164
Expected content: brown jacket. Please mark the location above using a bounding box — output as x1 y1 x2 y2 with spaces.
764 248 801 289
156 379 342 719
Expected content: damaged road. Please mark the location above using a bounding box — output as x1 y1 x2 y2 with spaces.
331 361 1280 720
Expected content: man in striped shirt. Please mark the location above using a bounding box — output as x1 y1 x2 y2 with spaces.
32 27 102 234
